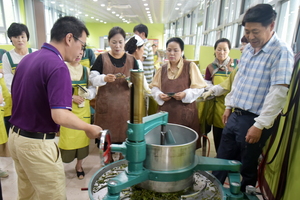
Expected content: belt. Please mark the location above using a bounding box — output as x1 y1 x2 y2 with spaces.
12 126 56 139
234 108 257 116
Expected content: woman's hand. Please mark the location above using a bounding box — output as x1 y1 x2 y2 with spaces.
173 92 186 101
159 93 171 101
72 95 85 105
104 74 116 82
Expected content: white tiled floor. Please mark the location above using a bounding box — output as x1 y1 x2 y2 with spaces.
1 133 263 200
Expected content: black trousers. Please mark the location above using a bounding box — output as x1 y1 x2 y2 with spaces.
212 126 223 152
212 110 273 192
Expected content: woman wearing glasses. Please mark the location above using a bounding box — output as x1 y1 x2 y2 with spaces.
89 26 139 162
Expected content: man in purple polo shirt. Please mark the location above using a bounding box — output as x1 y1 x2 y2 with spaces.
8 16 102 200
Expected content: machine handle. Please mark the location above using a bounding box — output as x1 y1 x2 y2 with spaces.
99 130 112 165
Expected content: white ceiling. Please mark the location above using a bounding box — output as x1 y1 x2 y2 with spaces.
41 0 203 24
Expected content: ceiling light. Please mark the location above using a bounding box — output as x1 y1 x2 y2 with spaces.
91 17 94 19
147 13 151 16
101 4 105 7
85 14 89 16
146 11 150 13
112 11 116 14
104 22 107 24
175 7 179 10
116 14 120 16
70 8 74 11
93 0 98 1
145 7 149 10
177 3 182 6
50 1 55 4
100 20 103 22
96 19 99 21
78 11 82 14
107 7 111 10
59 4 63 7
144 3 148 6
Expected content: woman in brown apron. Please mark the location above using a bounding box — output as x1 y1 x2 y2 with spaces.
150 37 207 148
89 27 139 162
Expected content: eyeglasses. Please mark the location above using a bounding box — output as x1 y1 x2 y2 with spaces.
73 36 86 51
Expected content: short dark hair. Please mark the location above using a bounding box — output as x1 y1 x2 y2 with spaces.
242 4 277 27
166 37 184 51
108 26 126 41
7 23 30 41
241 35 248 43
133 24 148 38
50 16 89 42
125 37 142 54
214 38 231 50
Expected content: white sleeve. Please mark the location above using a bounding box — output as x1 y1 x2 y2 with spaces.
254 85 289 130
151 86 164 106
211 85 227 96
204 80 213 90
224 85 235 110
2 54 13 93
89 70 107 87
86 85 97 100
182 88 204 103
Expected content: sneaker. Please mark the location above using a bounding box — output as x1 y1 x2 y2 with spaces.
0 170 9 178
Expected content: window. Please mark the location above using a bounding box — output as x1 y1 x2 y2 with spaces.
219 0 230 25
184 13 192 35
205 0 218 30
169 22 176 38
190 11 197 39
0 0 20 44
176 18 184 36
235 25 244 48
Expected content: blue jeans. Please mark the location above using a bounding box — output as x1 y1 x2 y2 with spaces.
212 109 273 192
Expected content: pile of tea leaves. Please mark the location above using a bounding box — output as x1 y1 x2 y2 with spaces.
129 185 185 200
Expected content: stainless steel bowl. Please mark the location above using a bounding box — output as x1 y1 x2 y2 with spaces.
144 123 198 171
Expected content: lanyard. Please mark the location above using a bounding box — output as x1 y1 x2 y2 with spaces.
41 44 63 61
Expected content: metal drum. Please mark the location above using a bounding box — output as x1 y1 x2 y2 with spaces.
144 123 198 171
139 123 198 192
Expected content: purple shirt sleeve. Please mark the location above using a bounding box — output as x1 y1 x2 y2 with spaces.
48 65 73 110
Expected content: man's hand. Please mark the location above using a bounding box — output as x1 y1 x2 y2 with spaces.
202 90 213 100
222 109 232 124
245 126 262 143
85 125 102 139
